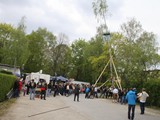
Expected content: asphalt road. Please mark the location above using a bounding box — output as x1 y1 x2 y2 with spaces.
0 94 160 120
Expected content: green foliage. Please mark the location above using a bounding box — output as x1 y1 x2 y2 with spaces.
114 18 160 88
0 73 16 102
25 27 56 73
144 78 160 107
71 39 91 81
0 23 14 63
92 0 108 23
0 20 29 67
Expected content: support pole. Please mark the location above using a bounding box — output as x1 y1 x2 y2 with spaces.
94 59 110 86
99 79 109 88
111 57 122 90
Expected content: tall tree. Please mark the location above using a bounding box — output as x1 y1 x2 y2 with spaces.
71 39 90 81
47 33 71 76
25 28 56 73
114 18 160 87
0 23 14 63
0 18 29 67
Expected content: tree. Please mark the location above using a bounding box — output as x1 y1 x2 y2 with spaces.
47 33 71 76
70 39 91 82
0 18 29 67
25 28 56 73
114 18 160 87
92 0 108 24
0 23 14 63
121 18 143 42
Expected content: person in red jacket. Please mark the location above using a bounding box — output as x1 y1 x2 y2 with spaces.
18 79 23 95
40 80 47 100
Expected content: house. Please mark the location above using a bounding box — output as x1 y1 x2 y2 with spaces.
0 63 21 76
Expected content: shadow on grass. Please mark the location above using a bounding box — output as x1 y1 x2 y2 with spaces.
0 98 16 117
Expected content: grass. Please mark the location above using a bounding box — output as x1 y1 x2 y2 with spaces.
146 106 160 114
0 98 16 117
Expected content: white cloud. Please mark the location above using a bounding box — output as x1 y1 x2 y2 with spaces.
101 0 160 52
0 0 159 48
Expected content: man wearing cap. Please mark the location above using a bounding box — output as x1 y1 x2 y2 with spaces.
126 88 137 120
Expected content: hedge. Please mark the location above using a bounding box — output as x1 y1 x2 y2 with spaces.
0 73 16 102
121 78 160 107
144 78 160 107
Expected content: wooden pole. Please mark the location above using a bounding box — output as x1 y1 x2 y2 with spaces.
99 79 109 88
94 59 110 86
111 58 122 90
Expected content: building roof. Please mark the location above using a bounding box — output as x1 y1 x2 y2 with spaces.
0 63 20 68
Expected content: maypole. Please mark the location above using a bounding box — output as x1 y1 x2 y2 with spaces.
92 0 122 90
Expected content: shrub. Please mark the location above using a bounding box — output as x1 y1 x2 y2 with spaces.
144 78 160 107
0 73 16 102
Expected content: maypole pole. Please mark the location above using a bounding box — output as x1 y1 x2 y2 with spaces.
92 0 122 90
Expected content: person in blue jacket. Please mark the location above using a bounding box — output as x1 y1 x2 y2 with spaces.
126 88 137 120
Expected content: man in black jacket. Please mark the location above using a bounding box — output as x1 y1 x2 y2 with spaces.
29 79 36 100
13 78 20 98
74 84 80 102
40 80 47 100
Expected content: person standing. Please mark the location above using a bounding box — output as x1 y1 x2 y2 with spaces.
85 85 90 98
74 84 80 102
121 88 127 105
138 88 149 115
22 81 27 96
112 87 118 103
29 79 36 100
18 79 23 95
40 80 47 100
126 88 137 120
94 86 98 98
53 83 58 97
47 80 52 97
13 78 20 98
26 81 30 95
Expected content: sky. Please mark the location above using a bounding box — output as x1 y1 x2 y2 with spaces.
0 0 160 48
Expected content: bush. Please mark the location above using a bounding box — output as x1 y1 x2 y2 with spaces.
0 73 16 102
122 77 160 107
144 78 160 107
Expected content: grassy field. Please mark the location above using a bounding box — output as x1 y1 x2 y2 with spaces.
0 98 16 117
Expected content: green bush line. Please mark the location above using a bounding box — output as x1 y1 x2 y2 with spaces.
0 73 16 102
144 79 160 107
97 78 160 107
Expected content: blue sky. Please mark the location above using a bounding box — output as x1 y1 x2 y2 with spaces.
0 0 160 50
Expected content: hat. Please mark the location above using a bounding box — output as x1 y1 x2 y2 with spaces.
133 88 136 90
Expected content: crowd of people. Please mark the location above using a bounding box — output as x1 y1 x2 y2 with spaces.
13 77 149 120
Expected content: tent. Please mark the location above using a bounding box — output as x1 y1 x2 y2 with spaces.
26 72 50 84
